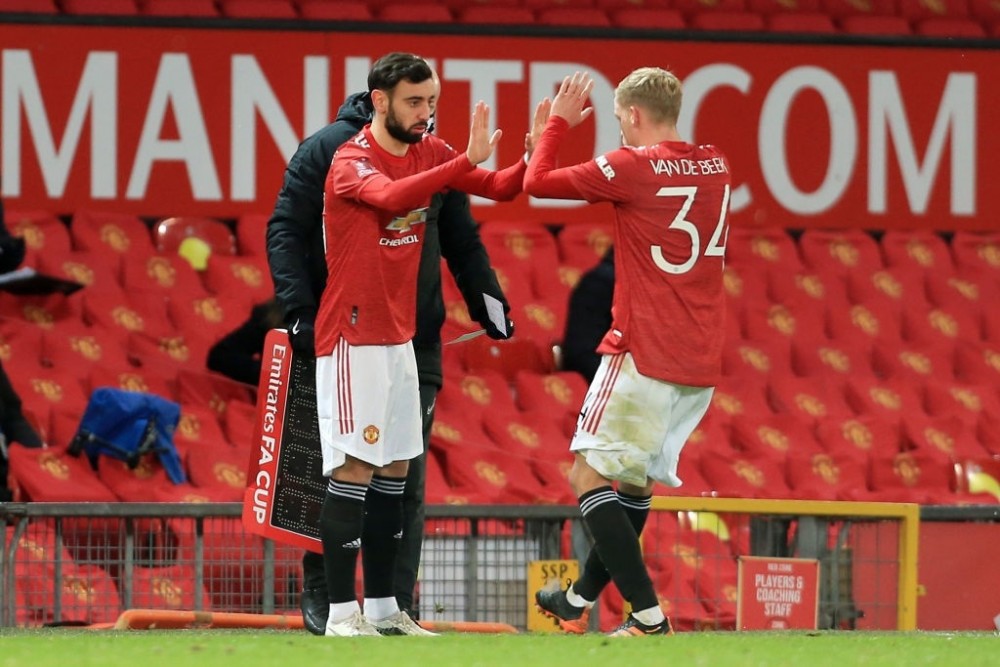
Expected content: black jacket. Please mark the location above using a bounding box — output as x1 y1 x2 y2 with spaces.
265 93 507 387
562 248 615 384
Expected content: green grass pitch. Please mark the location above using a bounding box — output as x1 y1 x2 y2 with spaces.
0 629 997 667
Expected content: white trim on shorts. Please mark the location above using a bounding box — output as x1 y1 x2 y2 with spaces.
570 352 714 488
316 338 423 476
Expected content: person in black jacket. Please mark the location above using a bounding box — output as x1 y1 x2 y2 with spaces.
265 90 513 635
561 247 614 384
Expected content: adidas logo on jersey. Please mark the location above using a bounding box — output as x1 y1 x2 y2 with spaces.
341 538 362 549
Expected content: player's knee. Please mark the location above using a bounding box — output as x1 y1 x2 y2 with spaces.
333 456 376 485
569 454 609 497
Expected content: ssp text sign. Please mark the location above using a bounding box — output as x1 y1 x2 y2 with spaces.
737 556 819 630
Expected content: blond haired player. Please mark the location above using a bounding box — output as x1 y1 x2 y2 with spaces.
526 68 731 636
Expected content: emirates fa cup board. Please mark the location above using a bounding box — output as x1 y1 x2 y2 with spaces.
242 328 324 552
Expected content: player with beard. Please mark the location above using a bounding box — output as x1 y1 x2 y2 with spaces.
315 52 532 637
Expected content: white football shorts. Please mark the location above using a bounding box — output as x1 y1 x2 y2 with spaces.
571 352 714 488
315 338 423 476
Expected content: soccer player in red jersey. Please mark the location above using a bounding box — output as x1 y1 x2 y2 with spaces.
526 69 732 636
315 52 531 637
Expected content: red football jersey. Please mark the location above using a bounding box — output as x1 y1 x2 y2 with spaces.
530 119 732 386
316 126 525 353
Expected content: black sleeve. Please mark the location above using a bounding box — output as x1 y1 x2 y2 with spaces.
205 305 272 386
561 260 615 384
0 360 43 448
265 123 359 324
437 190 508 321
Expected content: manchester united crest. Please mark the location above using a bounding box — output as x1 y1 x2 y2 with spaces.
363 424 380 445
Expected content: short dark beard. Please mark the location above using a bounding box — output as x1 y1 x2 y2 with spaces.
385 106 426 145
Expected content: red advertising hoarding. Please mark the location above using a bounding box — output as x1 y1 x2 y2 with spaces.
0 23 996 230
738 556 820 630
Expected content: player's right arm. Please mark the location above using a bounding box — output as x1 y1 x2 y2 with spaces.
332 138 476 213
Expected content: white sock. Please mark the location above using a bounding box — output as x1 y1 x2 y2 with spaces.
632 605 666 626
364 596 400 621
329 600 360 624
565 585 593 609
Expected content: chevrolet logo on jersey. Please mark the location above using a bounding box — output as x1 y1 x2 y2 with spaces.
386 208 428 233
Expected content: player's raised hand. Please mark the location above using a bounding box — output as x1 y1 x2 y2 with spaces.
551 72 595 128
466 101 502 166
524 98 552 156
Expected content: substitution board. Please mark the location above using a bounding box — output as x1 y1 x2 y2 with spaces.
242 328 324 552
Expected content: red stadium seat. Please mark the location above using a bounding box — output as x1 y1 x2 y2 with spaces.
954 340 1000 385
531 262 582 305
722 337 794 380
871 339 954 382
481 410 571 462
459 335 553 381
674 0 747 13
60 0 138 14
297 0 374 20
37 251 124 297
201 254 274 304
902 303 981 347
699 450 793 499
458 5 534 23
438 444 560 504
537 7 613 26
844 376 926 426
951 230 1000 275
127 331 213 375
743 302 827 344
821 0 896 19
845 266 928 317
480 221 561 271
511 298 566 349
766 267 850 314
219 0 298 18
924 269 990 317
923 381 1000 427
710 376 775 424
174 404 230 456
970 0 1000 21
131 564 213 611
768 12 837 32
799 229 883 277
791 336 875 380
880 229 955 274
768 375 854 425
514 370 588 418
83 290 176 339
5 210 72 266
722 263 769 305
186 441 247 500
0 0 58 13
898 0 970 21
0 293 84 331
175 369 255 418
557 223 614 270
786 452 870 502
867 451 956 504
88 364 178 401
436 369 518 421
0 317 44 367
902 413 988 463
596 0 673 8
428 406 497 454
915 17 987 36
827 300 903 347
523 0 595 8
154 216 237 270
814 414 902 463
748 0 821 13
121 253 209 299
6 445 117 502
69 210 156 260
610 8 686 29
167 294 253 346
729 413 825 462
41 326 132 376
690 11 766 30
840 15 914 34
141 0 221 16
726 226 802 271
378 2 454 22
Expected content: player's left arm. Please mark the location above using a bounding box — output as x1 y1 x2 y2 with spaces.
448 159 526 202
523 116 586 200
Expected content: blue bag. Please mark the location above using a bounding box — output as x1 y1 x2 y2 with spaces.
69 387 186 484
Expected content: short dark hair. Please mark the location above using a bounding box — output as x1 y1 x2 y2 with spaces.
368 52 433 95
